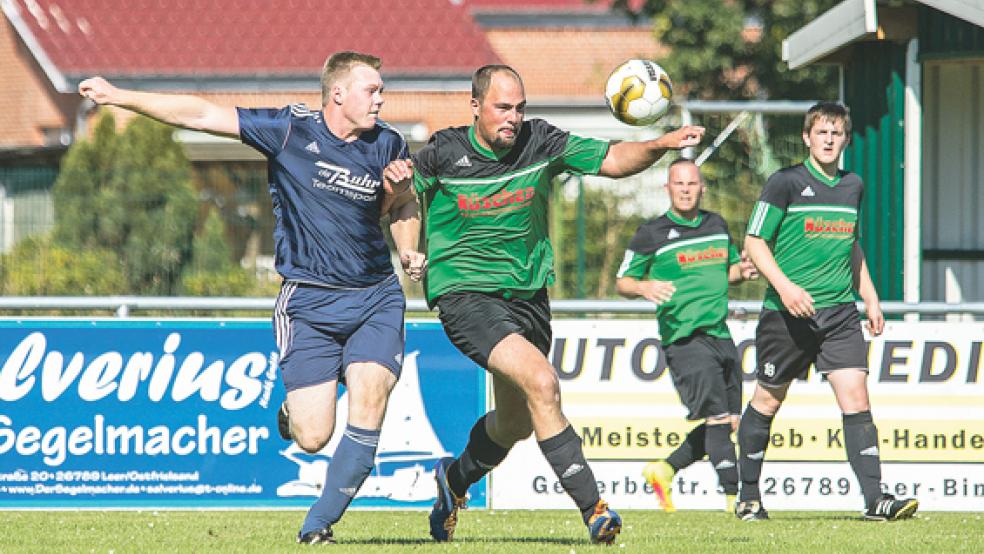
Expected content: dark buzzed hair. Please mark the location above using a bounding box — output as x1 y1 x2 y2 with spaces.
471 64 523 101
804 102 852 135
321 51 382 106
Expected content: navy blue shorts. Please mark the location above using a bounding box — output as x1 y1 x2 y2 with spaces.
274 275 406 392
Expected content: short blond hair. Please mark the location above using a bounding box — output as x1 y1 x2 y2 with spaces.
321 51 382 106
804 102 852 135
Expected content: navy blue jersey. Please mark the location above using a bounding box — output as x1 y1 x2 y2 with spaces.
238 104 408 288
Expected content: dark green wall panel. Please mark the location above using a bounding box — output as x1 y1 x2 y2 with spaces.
842 42 907 301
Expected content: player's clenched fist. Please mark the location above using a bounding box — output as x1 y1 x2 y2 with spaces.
638 279 676 305
658 125 705 149
383 159 413 195
78 77 119 105
399 250 426 282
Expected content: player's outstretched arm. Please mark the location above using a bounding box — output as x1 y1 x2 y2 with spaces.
616 276 675 304
745 235 814 317
79 76 239 138
852 241 883 336
384 159 425 282
598 125 705 178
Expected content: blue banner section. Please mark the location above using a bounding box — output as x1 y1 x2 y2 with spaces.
0 319 486 508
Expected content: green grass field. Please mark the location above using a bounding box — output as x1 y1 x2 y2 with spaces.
1 509 981 553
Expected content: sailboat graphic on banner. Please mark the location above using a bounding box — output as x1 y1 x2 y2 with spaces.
276 351 449 501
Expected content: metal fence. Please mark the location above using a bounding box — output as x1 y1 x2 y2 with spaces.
0 296 981 319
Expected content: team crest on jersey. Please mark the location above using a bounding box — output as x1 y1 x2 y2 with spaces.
667 228 680 239
312 161 382 202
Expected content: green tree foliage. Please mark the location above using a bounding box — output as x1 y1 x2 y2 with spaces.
179 208 255 296
612 0 840 101
107 117 198 294
13 112 262 298
52 113 118 249
552 182 646 299
50 113 197 294
602 1 842 301
0 236 124 295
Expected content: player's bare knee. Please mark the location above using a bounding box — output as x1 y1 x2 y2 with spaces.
751 394 783 416
756 400 781 416
348 398 389 429
523 369 560 408
294 428 332 454
751 382 787 416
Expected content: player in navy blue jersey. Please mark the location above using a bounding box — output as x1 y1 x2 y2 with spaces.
80 51 425 544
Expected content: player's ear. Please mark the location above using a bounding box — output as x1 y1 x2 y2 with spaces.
802 131 811 148
331 84 345 106
470 97 480 119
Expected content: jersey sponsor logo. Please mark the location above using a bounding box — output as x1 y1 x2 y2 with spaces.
801 185 815 197
312 161 382 202
675 245 728 267
804 216 855 236
667 229 680 239
305 141 320 154
457 187 536 217
454 155 472 167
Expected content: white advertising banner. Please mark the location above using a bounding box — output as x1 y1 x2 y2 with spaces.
490 320 984 511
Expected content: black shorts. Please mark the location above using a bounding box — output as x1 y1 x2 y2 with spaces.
663 333 742 420
435 289 552 369
755 302 867 387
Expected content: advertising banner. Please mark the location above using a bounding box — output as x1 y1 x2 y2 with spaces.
491 319 984 511
0 319 485 509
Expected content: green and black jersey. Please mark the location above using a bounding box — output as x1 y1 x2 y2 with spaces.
746 159 862 311
412 119 609 305
617 210 740 345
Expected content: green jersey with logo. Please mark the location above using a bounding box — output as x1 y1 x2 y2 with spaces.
412 119 609 305
617 210 740 345
746 159 862 311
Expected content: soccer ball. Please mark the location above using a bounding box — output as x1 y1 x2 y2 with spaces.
604 59 673 126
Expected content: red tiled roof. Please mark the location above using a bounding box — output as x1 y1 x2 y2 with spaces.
464 0 644 13
3 0 500 81
466 0 610 10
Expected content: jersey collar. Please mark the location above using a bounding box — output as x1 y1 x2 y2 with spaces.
469 126 512 160
666 209 702 228
804 157 841 187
